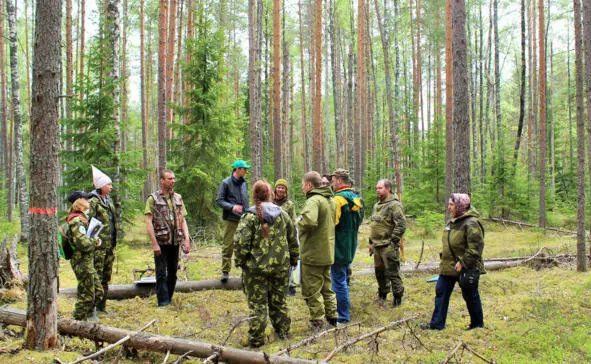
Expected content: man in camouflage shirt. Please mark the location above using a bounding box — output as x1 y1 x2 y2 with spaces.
369 179 406 307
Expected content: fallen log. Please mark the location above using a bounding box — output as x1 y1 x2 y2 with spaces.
0 307 317 364
484 217 591 239
0 234 27 288
59 278 243 299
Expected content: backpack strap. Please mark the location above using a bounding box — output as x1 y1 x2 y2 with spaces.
66 213 85 224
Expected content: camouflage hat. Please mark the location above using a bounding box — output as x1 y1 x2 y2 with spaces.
275 178 288 189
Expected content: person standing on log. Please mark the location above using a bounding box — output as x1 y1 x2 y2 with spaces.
234 181 299 348
145 169 191 307
273 178 298 296
88 165 118 315
68 194 102 321
422 193 486 330
368 179 406 307
216 159 251 283
297 171 338 331
329 169 363 324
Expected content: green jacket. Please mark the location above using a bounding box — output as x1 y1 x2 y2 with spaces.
333 187 363 265
89 192 117 249
439 206 486 277
234 202 299 272
369 194 406 248
297 186 336 266
275 199 296 223
69 215 98 265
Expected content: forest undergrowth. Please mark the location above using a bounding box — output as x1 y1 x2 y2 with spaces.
0 218 590 363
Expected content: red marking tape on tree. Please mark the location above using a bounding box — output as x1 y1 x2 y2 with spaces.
29 207 57 215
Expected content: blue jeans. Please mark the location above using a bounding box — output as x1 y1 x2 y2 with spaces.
331 264 350 323
154 244 180 306
429 274 483 329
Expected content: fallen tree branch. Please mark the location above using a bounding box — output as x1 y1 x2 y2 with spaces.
162 349 171 364
484 217 591 239
324 315 418 361
462 343 496 363
415 241 425 270
0 308 315 364
173 350 194 364
441 341 464 364
222 316 256 346
275 321 362 357
63 319 157 364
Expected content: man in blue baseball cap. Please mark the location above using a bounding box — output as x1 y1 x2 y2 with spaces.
215 159 251 283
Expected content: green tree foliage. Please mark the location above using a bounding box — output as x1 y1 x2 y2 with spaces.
170 18 244 230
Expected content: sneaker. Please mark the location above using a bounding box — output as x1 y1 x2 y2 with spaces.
221 272 229 283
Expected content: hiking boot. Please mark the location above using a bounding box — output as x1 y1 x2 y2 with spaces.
327 317 338 327
87 310 100 322
466 324 485 330
310 319 325 332
420 322 442 330
286 286 296 297
393 294 403 307
376 293 387 307
221 272 229 283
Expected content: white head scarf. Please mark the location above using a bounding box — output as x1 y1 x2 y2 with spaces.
92 165 112 189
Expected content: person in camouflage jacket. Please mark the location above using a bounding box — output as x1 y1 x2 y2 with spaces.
424 193 485 330
68 197 103 321
369 179 406 307
234 181 299 348
89 166 118 314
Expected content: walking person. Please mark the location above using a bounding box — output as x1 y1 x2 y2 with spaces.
89 165 118 314
369 179 406 307
216 159 250 283
234 181 299 347
67 194 103 321
145 169 191 307
297 171 338 330
423 193 485 330
330 169 363 324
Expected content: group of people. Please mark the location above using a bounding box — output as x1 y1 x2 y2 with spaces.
65 166 117 321
65 160 485 347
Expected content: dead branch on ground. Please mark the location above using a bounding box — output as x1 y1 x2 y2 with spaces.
441 341 496 364
324 315 419 361
222 316 256 346
415 241 425 270
275 321 362 356
441 341 464 364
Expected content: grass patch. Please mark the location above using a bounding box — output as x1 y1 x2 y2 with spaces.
0 217 589 363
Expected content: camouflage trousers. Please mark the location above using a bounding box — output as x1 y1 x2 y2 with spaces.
300 264 337 322
242 267 291 347
94 242 115 309
373 243 404 298
221 220 239 273
71 256 103 320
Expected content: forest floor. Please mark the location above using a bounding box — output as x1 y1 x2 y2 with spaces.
0 218 590 363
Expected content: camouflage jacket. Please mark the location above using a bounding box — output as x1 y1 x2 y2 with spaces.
440 206 486 277
234 202 299 272
68 214 98 264
369 193 406 248
89 192 117 248
274 198 296 222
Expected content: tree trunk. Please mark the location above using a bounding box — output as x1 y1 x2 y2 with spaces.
452 0 470 194
157 0 168 171
25 0 61 349
141 0 149 200
445 0 453 216
393 0 402 196
582 0 591 261
166 0 177 131
281 1 290 178
272 0 282 180
78 0 86 104
312 0 322 172
0 235 26 287
0 0 9 221
297 0 308 173
4 308 316 364
121 0 129 155
513 0 526 169
66 0 73 119
330 0 344 169
573 0 587 272
538 0 546 227
249 0 263 181
346 47 354 176
355 0 365 186
7 0 30 241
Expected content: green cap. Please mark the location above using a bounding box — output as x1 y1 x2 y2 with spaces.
275 179 288 188
232 159 251 169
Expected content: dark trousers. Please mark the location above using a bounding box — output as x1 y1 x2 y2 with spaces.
429 274 484 329
154 244 180 306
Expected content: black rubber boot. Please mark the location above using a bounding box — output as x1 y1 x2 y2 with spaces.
393 294 403 307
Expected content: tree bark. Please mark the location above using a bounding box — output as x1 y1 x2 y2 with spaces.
297 0 309 173
3 308 315 364
25 0 61 349
513 0 526 169
249 0 263 181
78 0 86 104
141 0 149 200
444 0 453 218
312 0 322 172
355 0 366 185
538 0 546 227
0 0 9 221
330 0 344 169
272 0 282 180
582 0 591 261
452 0 470 194
157 0 168 171
7 0 30 241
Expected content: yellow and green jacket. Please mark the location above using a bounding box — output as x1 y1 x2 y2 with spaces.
333 187 363 265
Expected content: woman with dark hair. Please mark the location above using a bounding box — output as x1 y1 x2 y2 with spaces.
234 181 299 348
423 193 485 330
